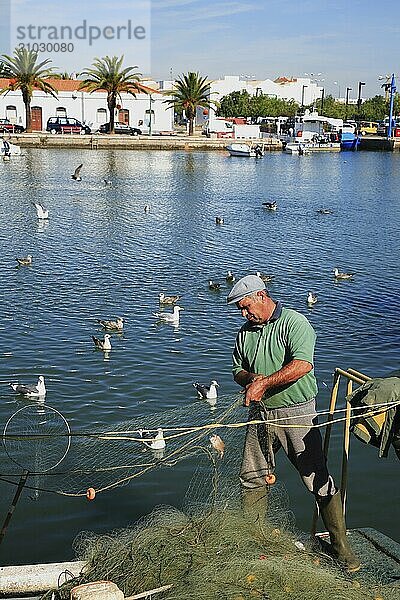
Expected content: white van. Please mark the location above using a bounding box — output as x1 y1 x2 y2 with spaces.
202 119 234 137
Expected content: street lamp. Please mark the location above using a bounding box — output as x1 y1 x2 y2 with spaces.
148 94 153 136
357 81 365 116
345 87 352 121
320 88 325 114
301 85 308 111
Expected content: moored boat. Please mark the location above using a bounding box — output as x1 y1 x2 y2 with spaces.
1 137 21 157
226 142 264 157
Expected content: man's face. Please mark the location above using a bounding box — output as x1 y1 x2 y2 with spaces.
236 293 266 324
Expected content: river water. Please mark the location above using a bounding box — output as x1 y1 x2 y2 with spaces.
0 148 399 566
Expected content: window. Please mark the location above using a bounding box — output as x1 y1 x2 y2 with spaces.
56 107 67 117
97 108 107 124
6 105 17 124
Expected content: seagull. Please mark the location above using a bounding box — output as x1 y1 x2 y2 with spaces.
138 428 166 450
226 270 236 283
34 202 49 219
208 280 221 291
72 164 83 181
262 201 277 211
209 433 225 458
193 380 219 400
97 317 124 331
256 271 274 283
307 292 318 306
104 179 112 186
92 334 112 351
153 305 184 324
159 293 181 304
144 204 150 213
333 268 354 280
215 216 224 224
10 376 46 397
15 254 32 266
317 208 333 214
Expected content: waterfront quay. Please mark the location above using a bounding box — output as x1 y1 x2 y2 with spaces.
6 133 283 151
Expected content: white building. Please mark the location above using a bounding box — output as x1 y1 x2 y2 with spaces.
0 78 174 133
192 75 323 124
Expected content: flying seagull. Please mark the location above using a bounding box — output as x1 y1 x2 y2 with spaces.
10 376 46 397
153 305 184 325
263 201 277 211
193 380 219 400
97 317 124 331
92 334 112 351
72 164 83 181
34 202 49 219
16 254 32 266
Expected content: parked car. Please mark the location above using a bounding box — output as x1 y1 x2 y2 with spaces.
0 118 25 133
359 121 378 135
98 122 141 135
46 117 91 135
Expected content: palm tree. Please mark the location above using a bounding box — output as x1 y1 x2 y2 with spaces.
0 47 58 132
164 72 216 136
79 56 142 134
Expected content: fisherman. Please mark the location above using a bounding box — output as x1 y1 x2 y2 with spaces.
227 275 360 572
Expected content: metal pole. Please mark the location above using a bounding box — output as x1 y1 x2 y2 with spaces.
149 94 153 136
320 88 325 114
388 74 396 139
345 87 352 121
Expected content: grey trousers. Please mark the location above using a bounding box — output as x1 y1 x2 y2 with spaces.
240 398 336 498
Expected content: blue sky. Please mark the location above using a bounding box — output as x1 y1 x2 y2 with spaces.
1 0 399 97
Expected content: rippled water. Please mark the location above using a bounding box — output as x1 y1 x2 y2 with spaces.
0 148 399 566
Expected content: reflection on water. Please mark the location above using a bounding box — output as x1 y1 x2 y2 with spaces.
0 148 399 565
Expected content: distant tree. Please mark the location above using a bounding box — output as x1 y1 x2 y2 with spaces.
315 95 346 120
217 90 252 118
164 72 216 135
79 56 141 134
0 47 58 132
218 90 298 120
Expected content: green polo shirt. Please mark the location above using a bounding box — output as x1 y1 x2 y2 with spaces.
232 303 318 408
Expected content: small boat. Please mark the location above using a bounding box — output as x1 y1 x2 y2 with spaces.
226 142 264 157
340 123 361 151
1 138 21 157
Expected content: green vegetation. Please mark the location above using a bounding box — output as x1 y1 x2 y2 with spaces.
0 47 58 132
164 72 216 135
219 89 400 123
79 56 141 134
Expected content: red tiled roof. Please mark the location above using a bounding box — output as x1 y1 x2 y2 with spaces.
274 76 298 84
0 78 160 94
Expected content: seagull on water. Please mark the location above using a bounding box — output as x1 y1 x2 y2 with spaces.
317 208 333 214
333 268 354 280
209 280 221 291
138 428 166 450
34 202 49 219
16 254 32 266
263 201 277 211
159 293 181 304
104 179 112 186
307 292 318 306
153 305 184 324
226 270 236 283
72 164 83 181
193 380 219 400
209 433 225 458
92 334 112 351
215 216 224 224
10 376 46 397
144 204 150 213
256 271 274 283
97 317 124 331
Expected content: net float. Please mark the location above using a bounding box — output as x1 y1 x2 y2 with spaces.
86 487 96 501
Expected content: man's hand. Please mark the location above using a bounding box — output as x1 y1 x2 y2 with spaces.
243 375 266 407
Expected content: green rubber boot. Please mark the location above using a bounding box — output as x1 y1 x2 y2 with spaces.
242 486 268 526
318 491 361 573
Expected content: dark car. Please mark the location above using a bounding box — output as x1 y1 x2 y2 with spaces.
99 121 141 135
0 118 25 133
46 117 91 135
